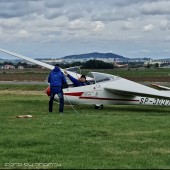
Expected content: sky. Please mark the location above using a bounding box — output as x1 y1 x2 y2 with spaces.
0 0 170 59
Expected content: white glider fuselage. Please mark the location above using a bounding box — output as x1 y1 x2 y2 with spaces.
53 79 170 107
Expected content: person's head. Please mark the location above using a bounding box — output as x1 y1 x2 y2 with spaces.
53 63 60 72
55 64 60 67
79 75 86 82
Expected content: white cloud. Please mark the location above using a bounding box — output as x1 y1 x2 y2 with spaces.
122 22 134 30
0 0 170 59
143 24 154 32
0 18 22 28
159 20 169 30
18 30 29 38
92 21 105 32
69 19 87 30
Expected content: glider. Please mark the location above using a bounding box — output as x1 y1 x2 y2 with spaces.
1 48 170 109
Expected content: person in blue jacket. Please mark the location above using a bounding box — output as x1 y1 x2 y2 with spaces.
64 70 90 87
48 64 67 113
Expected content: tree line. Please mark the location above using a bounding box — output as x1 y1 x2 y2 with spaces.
61 60 114 69
1 60 163 69
1 60 114 69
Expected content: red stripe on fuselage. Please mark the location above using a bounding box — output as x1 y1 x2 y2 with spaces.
79 96 139 102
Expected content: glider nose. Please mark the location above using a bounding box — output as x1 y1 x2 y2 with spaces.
46 86 51 96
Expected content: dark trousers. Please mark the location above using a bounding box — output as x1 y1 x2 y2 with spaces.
49 91 64 113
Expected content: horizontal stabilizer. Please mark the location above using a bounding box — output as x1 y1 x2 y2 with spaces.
104 78 170 100
151 84 170 91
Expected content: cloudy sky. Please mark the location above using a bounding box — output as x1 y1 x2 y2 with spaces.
0 0 170 59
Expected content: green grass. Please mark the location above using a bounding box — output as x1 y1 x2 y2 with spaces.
1 93 170 169
1 68 170 82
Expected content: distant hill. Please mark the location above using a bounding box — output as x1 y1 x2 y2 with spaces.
62 52 129 61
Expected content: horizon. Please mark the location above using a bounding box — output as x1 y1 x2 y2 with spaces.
0 51 164 61
0 0 170 60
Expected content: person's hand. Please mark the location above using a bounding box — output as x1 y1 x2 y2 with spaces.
64 69 68 76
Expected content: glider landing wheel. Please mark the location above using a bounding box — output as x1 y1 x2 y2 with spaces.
95 105 103 110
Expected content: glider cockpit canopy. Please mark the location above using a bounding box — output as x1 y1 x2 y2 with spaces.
87 72 120 84
66 71 119 87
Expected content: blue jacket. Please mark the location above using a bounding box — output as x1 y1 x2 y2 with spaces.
48 67 67 93
67 74 90 87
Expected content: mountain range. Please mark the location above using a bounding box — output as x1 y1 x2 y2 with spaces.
1 52 169 63
62 52 129 61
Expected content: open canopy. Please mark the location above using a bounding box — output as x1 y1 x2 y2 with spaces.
87 72 120 84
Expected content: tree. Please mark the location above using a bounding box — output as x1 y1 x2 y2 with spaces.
146 63 151 69
83 60 113 69
4 61 14 66
154 63 159 69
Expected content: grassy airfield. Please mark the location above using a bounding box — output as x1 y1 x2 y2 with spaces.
0 85 170 169
1 68 170 82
